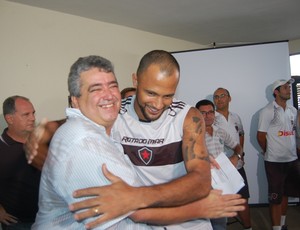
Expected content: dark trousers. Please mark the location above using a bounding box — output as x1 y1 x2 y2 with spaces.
2 222 33 230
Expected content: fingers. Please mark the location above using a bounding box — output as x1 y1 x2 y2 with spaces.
26 118 48 164
209 156 220 169
34 118 48 142
69 196 100 211
85 217 110 230
73 206 102 221
72 206 118 230
84 211 122 230
27 150 38 164
72 186 104 198
2 214 18 225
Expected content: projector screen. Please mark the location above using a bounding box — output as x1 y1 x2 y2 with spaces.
172 41 292 204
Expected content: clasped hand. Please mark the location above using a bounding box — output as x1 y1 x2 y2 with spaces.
69 164 140 230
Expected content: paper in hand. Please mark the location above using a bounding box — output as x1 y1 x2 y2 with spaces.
211 152 245 194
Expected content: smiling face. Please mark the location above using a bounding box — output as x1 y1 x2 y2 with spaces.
72 67 121 133
133 64 179 122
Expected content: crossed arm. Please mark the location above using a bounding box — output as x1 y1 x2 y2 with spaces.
71 166 244 228
25 109 245 229
69 108 245 229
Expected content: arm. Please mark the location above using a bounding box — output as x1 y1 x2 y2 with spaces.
70 108 211 226
71 166 245 228
239 135 244 149
130 190 245 225
221 128 243 166
237 115 244 148
229 144 243 166
257 131 267 154
24 119 66 170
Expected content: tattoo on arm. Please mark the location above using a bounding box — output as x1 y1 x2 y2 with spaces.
183 115 209 163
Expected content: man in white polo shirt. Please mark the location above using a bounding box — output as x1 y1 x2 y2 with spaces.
213 88 252 230
257 78 298 230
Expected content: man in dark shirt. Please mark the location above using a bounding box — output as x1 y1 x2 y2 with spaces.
0 95 41 230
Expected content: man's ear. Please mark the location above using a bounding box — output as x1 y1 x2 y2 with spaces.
132 73 138 88
273 89 279 97
71 96 79 108
4 114 13 125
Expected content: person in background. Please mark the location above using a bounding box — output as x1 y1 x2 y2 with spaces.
213 88 252 230
0 96 41 230
121 87 136 99
257 79 299 230
195 99 244 230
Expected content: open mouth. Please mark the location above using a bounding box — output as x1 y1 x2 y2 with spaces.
100 103 114 108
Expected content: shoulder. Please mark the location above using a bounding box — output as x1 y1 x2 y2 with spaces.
287 104 297 113
230 111 242 119
260 102 274 114
120 96 134 115
183 107 204 129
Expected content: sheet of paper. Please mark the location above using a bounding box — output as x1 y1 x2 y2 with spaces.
211 152 245 194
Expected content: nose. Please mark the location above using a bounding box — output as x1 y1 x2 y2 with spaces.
29 113 36 121
102 87 115 99
153 97 164 110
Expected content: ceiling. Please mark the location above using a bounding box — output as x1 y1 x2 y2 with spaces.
7 0 300 47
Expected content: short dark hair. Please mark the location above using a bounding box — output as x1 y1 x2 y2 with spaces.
214 87 231 97
136 50 180 79
195 99 215 110
120 87 136 99
68 55 115 97
3 95 30 115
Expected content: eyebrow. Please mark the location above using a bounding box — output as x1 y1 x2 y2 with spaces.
87 80 118 90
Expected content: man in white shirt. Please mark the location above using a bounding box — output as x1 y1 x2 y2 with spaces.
257 79 299 230
32 55 155 229
195 99 244 230
213 88 252 230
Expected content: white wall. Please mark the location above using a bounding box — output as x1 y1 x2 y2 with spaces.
173 41 292 204
0 0 203 129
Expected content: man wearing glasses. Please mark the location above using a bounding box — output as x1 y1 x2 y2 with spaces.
195 99 244 230
213 88 252 230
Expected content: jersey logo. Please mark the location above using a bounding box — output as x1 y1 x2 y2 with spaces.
277 130 295 136
138 147 153 165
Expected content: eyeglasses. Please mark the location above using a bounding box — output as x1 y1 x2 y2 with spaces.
213 94 228 100
200 110 215 116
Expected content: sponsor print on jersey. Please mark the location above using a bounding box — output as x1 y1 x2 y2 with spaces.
278 130 295 136
122 136 164 145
